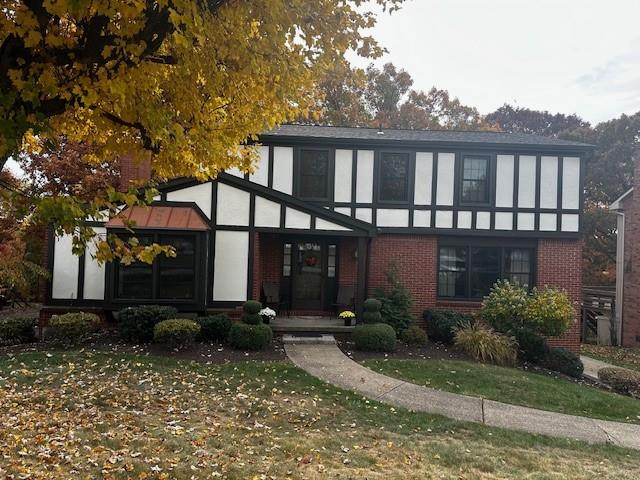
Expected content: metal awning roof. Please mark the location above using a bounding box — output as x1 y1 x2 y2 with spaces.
106 204 209 230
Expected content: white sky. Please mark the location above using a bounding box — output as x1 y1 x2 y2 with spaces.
351 0 640 124
4 0 638 177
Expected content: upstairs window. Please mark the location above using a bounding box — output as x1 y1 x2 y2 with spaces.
461 156 490 203
380 152 409 202
299 149 329 199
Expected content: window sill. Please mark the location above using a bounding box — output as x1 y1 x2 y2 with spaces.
435 299 482 309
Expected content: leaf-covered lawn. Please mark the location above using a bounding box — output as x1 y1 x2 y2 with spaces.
1 352 639 479
363 359 640 424
582 344 640 372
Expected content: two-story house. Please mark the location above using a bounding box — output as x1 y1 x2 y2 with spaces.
42 125 593 351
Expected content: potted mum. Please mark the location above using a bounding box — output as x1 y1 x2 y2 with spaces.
339 310 356 326
259 307 276 325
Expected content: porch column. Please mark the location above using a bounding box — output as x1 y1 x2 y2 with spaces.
355 236 368 323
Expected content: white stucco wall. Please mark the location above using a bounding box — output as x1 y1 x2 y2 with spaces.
213 231 249 301
52 233 79 299
167 182 212 219
83 228 106 300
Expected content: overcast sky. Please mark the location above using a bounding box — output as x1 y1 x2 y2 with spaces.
352 0 640 124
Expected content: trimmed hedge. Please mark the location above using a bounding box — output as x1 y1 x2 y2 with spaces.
362 298 382 324
543 347 584 378
598 367 640 396
197 314 232 342
241 300 262 325
47 312 100 344
153 319 200 349
514 328 549 363
353 323 396 352
229 322 273 350
399 325 428 346
0 317 36 345
424 309 473 344
118 305 177 343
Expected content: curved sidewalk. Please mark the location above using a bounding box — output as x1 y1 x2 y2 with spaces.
285 343 640 450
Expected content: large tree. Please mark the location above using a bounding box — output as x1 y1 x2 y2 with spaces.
485 104 590 137
308 61 491 130
1 0 403 261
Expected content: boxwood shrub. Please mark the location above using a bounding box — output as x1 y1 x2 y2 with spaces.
197 314 232 342
229 322 273 350
118 305 177 343
598 367 640 396
353 323 396 352
153 319 200 349
542 347 584 378
399 325 428 346
362 298 382 324
47 312 100 345
241 300 262 325
424 309 473 344
513 327 549 363
0 317 36 345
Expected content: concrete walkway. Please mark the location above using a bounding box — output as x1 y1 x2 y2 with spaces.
285 343 640 450
581 355 624 381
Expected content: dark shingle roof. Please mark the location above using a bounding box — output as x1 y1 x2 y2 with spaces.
261 124 594 150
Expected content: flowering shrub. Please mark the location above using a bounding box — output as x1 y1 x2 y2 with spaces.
481 280 529 333
338 310 355 319
525 287 574 337
481 281 574 338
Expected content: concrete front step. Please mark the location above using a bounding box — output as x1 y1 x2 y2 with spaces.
282 334 336 345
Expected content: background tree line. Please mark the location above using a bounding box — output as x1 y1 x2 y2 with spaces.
300 60 640 286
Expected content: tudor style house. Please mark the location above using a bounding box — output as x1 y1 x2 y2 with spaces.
42 125 593 351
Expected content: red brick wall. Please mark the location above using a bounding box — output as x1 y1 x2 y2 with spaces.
339 237 358 288
366 234 582 351
253 233 282 301
536 238 583 353
622 162 640 346
367 235 438 324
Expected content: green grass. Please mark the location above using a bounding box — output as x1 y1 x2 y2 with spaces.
363 358 640 424
582 344 640 372
0 351 639 479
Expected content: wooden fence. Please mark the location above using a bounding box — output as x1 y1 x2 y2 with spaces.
581 286 616 343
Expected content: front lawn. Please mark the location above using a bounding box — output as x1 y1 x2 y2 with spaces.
582 344 640 372
363 359 640 424
1 352 639 479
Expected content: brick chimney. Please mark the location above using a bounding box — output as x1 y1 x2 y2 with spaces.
118 153 152 191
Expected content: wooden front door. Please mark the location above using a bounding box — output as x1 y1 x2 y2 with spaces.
291 241 325 310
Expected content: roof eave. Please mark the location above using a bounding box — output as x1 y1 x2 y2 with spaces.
257 133 595 153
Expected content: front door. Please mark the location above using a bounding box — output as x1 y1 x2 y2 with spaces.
291 241 324 310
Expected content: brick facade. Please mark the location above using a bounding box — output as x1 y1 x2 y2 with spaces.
536 239 583 352
621 161 640 346
367 235 438 325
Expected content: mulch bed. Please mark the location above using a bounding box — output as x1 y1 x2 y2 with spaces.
0 329 287 364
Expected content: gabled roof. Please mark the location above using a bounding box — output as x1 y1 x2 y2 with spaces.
609 188 634 211
261 124 595 150
106 203 210 230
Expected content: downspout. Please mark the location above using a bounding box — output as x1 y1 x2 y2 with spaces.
614 210 625 346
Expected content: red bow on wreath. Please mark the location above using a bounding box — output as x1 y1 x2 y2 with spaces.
305 255 318 266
